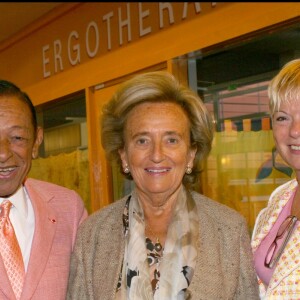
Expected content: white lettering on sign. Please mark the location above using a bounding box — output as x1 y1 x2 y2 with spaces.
42 44 51 78
68 31 81 66
86 21 100 57
103 11 114 50
42 2 217 78
54 40 63 73
138 3 151 37
182 2 201 19
118 3 132 46
159 3 174 29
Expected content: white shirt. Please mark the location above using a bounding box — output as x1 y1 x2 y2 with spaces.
0 185 35 272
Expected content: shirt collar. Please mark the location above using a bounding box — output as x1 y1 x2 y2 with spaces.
0 185 28 218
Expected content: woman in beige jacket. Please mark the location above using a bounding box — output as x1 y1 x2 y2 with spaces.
68 71 259 299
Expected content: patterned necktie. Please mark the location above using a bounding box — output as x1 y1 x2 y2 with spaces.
0 200 25 299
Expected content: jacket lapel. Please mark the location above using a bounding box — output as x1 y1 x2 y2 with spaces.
189 198 224 298
252 179 300 294
252 179 297 252
268 224 300 291
20 180 57 300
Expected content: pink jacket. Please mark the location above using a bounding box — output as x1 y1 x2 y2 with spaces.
0 178 88 300
252 179 300 299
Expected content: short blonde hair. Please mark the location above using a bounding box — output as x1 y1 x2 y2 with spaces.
101 71 214 184
269 58 300 115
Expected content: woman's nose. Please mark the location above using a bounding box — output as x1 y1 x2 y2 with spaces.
290 120 300 138
0 139 13 162
150 142 165 162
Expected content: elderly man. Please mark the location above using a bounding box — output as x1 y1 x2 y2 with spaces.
0 80 88 300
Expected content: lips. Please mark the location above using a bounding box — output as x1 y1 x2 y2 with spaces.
290 145 300 150
0 167 16 177
145 168 171 173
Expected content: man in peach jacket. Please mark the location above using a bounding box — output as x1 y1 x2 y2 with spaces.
0 80 87 300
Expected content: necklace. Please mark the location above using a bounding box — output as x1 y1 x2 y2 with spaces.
145 224 163 252
145 223 164 293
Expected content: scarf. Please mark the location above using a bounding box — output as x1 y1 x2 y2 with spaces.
115 186 199 300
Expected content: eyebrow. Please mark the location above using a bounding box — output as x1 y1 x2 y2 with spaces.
9 125 30 130
274 110 288 114
131 130 183 138
131 131 149 139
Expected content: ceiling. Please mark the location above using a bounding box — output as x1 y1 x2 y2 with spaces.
0 2 63 44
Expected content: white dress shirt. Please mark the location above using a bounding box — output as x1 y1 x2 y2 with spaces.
0 185 35 272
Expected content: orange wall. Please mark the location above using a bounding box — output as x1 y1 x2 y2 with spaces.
0 2 299 210
0 2 298 104
0 2 219 90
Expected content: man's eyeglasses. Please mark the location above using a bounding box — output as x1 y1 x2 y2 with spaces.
264 215 298 269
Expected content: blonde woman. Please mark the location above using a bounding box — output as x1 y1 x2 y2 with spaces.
252 59 300 299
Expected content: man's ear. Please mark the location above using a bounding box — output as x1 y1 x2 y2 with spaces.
32 127 43 159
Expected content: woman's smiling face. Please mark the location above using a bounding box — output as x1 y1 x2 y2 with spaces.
272 100 300 176
119 101 196 200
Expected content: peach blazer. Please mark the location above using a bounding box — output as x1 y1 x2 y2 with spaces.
252 179 300 299
0 178 88 300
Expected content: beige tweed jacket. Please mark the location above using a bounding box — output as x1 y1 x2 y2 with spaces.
67 190 259 300
252 179 300 299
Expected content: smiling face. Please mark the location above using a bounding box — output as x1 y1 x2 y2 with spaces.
119 101 196 202
272 100 300 178
0 96 43 197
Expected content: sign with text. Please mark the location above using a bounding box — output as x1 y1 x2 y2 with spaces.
42 2 217 78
